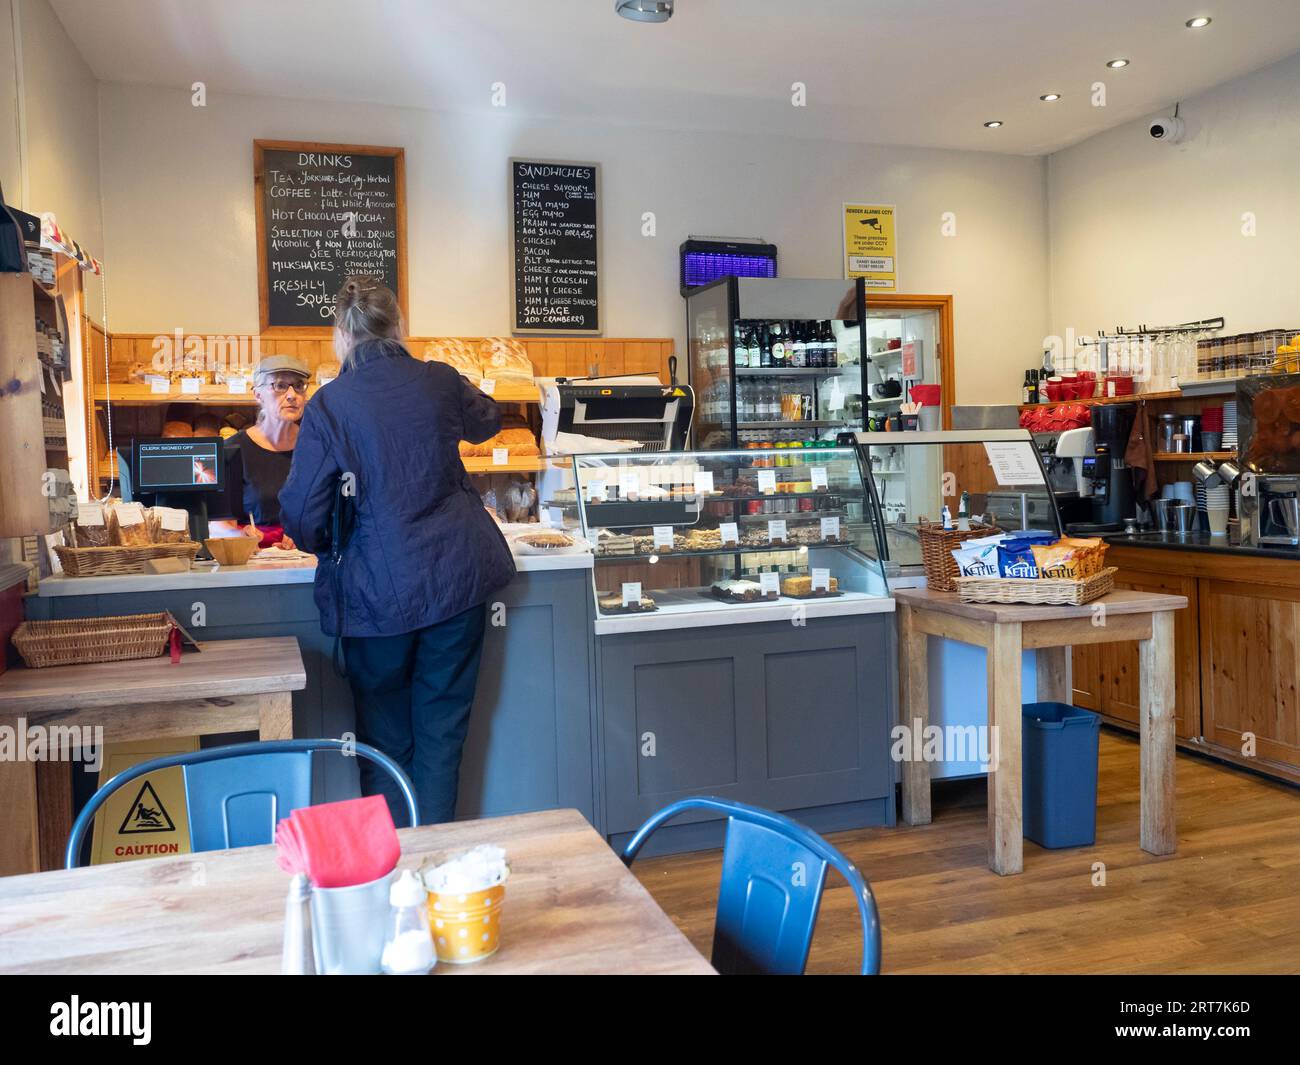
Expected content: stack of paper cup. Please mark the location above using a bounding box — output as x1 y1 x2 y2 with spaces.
1205 484 1231 536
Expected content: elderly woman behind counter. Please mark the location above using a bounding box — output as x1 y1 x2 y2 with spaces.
210 355 311 548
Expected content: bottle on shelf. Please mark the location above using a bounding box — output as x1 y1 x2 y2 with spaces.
791 322 806 368
759 321 772 368
769 321 785 368
1022 369 1039 405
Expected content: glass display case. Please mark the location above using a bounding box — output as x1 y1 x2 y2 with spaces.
540 446 890 628
686 277 869 450
853 429 1063 572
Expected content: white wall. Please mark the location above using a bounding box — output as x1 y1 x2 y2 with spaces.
1048 50 1300 343
11 0 103 308
0 0 19 202
97 81 1050 405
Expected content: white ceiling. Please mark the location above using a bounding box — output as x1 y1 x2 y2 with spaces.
48 0 1300 155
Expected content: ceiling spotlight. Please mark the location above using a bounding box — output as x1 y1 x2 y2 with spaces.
1106 58 1131 68
1186 16 1212 29
1040 93 1061 102
984 120 1003 128
615 0 673 22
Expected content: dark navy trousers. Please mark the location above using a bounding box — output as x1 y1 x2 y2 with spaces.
343 603 487 827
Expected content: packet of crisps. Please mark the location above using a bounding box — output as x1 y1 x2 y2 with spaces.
1031 542 1084 579
1059 537 1107 576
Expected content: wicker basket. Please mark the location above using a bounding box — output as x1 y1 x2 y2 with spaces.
53 542 200 577
953 567 1117 606
12 612 177 668
917 520 1001 592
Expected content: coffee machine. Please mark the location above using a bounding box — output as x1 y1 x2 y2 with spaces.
1241 474 1300 547
1064 403 1136 534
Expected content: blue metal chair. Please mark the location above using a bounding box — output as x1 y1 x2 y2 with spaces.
65 738 418 869
621 797 882 975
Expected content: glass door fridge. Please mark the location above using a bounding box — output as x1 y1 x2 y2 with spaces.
686 277 869 450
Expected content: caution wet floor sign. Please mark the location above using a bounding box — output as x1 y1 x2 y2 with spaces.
92 738 197 864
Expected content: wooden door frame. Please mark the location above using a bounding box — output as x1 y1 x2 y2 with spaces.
864 293 956 429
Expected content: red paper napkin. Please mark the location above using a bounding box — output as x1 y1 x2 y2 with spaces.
274 795 400 888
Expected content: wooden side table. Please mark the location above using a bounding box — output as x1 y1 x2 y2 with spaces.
0 637 305 875
893 588 1188 875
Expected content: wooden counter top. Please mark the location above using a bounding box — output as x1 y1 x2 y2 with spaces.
892 586 1188 625
0 636 306 715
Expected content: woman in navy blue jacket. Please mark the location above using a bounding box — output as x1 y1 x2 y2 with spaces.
279 276 516 825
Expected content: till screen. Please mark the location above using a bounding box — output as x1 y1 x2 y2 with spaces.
136 439 222 492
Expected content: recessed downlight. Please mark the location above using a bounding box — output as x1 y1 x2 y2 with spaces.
1186 16 1212 29
1040 93 1062 102
984 120 1003 128
1106 58 1131 68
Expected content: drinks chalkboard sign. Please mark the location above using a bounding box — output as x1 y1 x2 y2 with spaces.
509 158 601 335
254 140 407 333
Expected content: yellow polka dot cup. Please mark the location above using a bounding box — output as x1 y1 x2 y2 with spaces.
427 882 507 964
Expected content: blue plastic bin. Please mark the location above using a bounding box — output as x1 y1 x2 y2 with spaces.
1021 702 1101 848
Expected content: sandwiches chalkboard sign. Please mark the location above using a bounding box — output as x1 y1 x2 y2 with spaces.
509 158 601 335
254 140 407 333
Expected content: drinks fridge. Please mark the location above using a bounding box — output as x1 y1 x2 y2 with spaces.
686 277 869 449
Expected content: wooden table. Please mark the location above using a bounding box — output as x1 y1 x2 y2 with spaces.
0 637 305 876
894 588 1188 875
0 808 715 975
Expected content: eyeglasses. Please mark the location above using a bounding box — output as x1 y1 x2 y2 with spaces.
262 379 308 395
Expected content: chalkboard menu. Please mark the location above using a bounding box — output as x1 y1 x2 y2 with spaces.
509 158 601 335
254 140 407 332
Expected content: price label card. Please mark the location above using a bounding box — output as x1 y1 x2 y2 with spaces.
618 472 640 498
547 506 563 527
492 448 509 466
821 516 841 540
768 519 787 543
812 567 831 592
693 471 715 495
227 378 248 394
719 522 739 546
757 469 777 495
181 377 202 394
586 479 607 502
810 466 829 490
150 378 170 394
759 571 780 596
480 378 496 395
621 582 642 607
652 525 674 549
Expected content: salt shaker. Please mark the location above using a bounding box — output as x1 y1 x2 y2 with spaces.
381 869 436 976
281 873 316 975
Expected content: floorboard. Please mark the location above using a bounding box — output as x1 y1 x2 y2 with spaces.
631 730 1300 974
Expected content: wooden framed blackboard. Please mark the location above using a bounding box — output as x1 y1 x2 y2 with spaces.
254 140 407 334
509 157 601 335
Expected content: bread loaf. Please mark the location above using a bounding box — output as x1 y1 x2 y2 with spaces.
423 338 482 383
478 338 534 381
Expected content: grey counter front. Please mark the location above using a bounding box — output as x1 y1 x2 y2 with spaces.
29 554 899 852
28 556 597 824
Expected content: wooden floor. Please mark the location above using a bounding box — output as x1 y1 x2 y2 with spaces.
632 730 1300 974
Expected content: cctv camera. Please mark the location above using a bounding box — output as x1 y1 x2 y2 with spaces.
1148 116 1186 144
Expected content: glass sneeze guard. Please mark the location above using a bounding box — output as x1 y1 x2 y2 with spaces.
540 447 890 620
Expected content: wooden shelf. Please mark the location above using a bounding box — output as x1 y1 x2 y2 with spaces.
1153 451 1237 462
94 379 541 407
1018 390 1180 411
461 455 549 474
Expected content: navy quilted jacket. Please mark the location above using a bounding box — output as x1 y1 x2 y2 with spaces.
279 340 516 637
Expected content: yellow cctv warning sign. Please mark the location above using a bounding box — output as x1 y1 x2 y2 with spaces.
842 203 897 291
